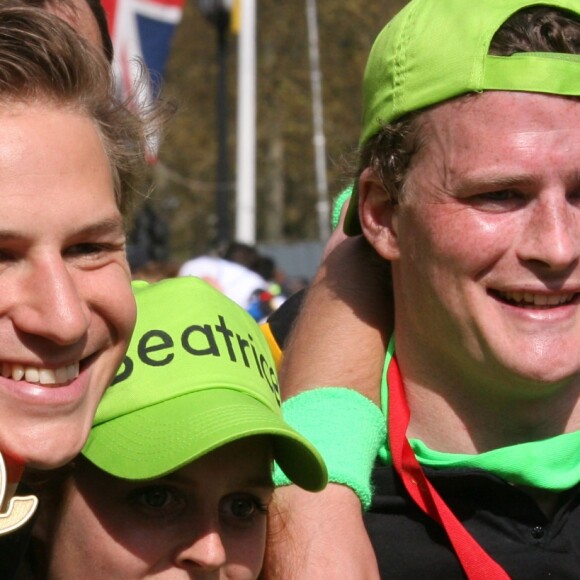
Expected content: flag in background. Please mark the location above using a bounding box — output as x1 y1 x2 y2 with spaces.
101 0 184 158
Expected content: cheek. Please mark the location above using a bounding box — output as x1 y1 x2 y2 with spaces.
48 489 118 576
224 524 268 579
54 489 158 575
89 266 136 346
407 207 514 280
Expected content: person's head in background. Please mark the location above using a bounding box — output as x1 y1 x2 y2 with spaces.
27 277 327 579
0 6 157 472
14 0 113 61
223 242 262 273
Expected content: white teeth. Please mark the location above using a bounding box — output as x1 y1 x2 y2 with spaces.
25 367 39 383
39 369 56 385
0 363 79 385
66 363 79 381
55 367 68 383
12 365 24 381
500 291 575 306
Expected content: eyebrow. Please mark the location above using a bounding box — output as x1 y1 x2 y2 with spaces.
455 168 580 193
71 217 126 238
160 472 274 490
0 217 125 243
453 172 549 195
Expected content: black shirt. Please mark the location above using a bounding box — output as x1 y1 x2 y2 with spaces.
0 482 37 580
365 464 580 579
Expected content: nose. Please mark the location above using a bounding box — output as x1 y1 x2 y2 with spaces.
9 255 90 345
517 194 580 272
175 527 227 573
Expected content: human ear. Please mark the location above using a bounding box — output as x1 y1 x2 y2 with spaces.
359 168 400 261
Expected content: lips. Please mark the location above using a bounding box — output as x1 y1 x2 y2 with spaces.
0 362 80 385
493 290 577 307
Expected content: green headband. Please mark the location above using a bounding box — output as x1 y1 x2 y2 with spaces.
345 0 580 235
82 277 327 492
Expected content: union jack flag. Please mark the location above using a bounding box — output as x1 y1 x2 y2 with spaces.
102 0 184 157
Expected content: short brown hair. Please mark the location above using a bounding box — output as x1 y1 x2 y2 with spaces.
14 0 114 62
0 6 159 221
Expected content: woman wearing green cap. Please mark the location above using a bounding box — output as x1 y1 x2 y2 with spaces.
22 277 327 579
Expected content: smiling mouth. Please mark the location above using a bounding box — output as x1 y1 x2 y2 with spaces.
492 290 578 308
0 362 80 386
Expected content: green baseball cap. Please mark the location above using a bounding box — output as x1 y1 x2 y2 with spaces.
345 0 580 235
82 277 327 492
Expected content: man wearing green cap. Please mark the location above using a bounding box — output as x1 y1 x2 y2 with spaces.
266 1 580 578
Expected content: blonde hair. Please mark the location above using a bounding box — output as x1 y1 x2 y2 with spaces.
0 6 160 221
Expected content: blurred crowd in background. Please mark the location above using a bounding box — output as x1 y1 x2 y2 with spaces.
127 202 306 322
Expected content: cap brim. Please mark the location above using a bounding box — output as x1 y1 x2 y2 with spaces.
82 389 328 492
343 189 362 236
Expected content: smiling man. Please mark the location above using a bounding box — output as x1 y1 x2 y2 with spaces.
0 4 170 579
267 1 580 578
0 7 157 578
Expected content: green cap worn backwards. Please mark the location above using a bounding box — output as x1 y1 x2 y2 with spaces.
82 277 328 492
345 0 580 235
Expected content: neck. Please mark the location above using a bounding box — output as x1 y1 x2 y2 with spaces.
397 354 580 454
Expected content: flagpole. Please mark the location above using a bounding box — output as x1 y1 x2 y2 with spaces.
235 0 257 244
215 10 230 249
305 0 330 241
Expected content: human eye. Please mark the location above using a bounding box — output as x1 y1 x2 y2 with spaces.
567 186 580 205
63 238 126 268
65 242 111 257
128 485 185 517
65 234 126 255
0 248 16 262
467 189 525 212
63 220 127 265
220 493 269 528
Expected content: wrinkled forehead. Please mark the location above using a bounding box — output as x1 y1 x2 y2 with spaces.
422 90 580 134
407 91 580 190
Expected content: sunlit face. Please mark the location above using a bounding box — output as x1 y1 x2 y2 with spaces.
41 438 273 579
0 103 135 468
363 92 580 399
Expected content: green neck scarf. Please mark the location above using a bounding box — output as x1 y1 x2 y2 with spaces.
380 338 580 491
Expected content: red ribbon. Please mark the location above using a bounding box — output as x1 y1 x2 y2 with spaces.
387 356 510 579
3 452 25 484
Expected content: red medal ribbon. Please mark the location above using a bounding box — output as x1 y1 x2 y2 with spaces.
387 355 510 579
3 452 24 485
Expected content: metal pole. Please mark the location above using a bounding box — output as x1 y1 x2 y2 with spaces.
235 0 257 244
305 0 330 241
216 14 230 249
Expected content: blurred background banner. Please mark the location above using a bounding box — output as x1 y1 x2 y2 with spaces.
102 0 185 102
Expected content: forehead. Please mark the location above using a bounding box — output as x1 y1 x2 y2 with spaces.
412 91 580 186
0 103 116 215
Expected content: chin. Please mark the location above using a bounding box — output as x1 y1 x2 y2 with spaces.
493 338 580 384
503 359 579 391
12 428 87 471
